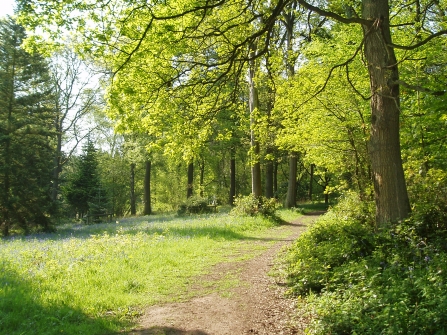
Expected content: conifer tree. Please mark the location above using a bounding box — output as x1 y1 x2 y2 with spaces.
0 17 56 235
64 140 108 219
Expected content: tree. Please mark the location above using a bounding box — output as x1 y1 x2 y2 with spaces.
50 47 101 204
130 162 136 215
143 160 152 215
0 17 56 235
65 140 107 218
291 1 445 224
18 0 447 225
248 42 263 198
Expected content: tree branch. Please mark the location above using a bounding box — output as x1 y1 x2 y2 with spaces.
296 27 371 109
296 0 370 25
389 30 447 50
394 80 446 96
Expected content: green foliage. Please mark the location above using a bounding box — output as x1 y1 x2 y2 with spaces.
230 194 280 218
285 191 447 334
0 211 290 334
286 192 375 295
0 17 56 235
64 140 108 218
177 195 215 215
97 150 130 217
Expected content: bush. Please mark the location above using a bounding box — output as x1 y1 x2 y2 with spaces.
285 190 447 334
406 168 447 243
286 198 375 295
177 196 215 215
230 194 279 218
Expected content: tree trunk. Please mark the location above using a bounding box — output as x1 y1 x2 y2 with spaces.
323 174 330 205
273 160 278 198
284 8 298 208
52 120 62 203
229 148 236 206
309 163 314 201
187 161 194 198
248 42 262 197
130 163 136 215
1 136 11 236
265 150 274 198
143 160 152 215
362 0 411 226
199 158 205 197
285 153 298 208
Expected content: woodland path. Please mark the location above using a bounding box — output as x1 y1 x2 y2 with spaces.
126 213 321 335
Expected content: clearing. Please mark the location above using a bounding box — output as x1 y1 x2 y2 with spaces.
126 213 320 335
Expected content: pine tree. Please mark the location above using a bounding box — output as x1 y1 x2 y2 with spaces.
0 17 56 235
65 140 108 219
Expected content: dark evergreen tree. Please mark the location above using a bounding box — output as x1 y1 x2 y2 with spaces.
64 140 108 219
0 17 56 235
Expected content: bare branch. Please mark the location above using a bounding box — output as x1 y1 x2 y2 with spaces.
389 30 447 50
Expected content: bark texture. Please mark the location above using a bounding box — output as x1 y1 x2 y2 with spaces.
362 0 411 225
285 154 297 208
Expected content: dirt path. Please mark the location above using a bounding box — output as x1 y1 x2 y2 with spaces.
127 213 320 335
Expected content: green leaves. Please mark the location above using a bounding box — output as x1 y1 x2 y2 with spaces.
285 190 447 334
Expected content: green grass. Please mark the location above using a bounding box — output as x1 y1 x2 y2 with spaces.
0 209 303 335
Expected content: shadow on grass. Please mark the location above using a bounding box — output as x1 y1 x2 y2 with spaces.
0 264 125 335
2 209 319 244
127 326 209 334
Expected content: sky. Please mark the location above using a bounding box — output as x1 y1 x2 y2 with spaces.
0 0 16 17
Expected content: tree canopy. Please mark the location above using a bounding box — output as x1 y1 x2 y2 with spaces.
15 0 447 226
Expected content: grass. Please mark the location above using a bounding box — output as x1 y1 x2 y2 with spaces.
0 209 303 335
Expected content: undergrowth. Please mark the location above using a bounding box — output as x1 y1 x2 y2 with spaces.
284 191 447 334
230 194 280 220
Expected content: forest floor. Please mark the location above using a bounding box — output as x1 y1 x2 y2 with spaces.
125 213 322 335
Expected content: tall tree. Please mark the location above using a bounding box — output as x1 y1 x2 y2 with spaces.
50 48 100 204
283 4 299 208
0 17 55 235
248 41 263 197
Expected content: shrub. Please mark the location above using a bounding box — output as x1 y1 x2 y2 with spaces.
285 190 447 334
230 194 279 218
286 212 375 295
177 195 215 215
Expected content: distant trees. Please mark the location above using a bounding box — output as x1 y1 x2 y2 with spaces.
0 17 56 235
64 140 107 218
